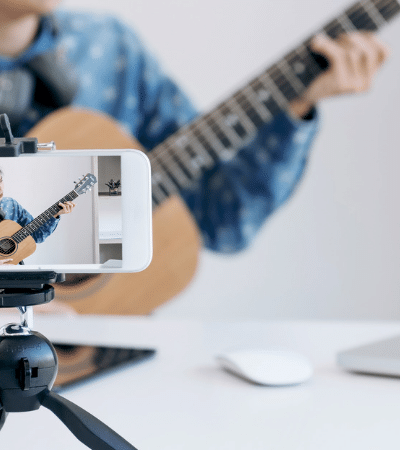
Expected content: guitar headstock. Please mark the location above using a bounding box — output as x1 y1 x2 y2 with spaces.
74 173 97 195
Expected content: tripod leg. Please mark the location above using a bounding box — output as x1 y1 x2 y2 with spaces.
41 390 138 450
0 407 7 431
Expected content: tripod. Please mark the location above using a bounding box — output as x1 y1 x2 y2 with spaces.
0 271 138 450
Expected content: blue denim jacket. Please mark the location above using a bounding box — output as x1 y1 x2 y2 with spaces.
0 197 59 244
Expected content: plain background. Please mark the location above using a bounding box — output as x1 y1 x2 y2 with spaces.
61 0 400 320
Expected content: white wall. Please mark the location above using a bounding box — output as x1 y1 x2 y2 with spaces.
62 0 400 320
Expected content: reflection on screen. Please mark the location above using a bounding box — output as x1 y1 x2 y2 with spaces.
0 155 122 267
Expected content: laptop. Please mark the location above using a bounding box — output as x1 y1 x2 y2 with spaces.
337 335 400 377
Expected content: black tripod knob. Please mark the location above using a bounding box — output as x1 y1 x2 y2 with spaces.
0 329 57 412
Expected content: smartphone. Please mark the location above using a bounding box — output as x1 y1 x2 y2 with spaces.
0 149 152 272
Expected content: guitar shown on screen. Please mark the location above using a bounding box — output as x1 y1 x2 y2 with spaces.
0 174 97 265
26 0 400 315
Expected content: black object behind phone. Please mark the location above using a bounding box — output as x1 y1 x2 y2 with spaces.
52 342 156 390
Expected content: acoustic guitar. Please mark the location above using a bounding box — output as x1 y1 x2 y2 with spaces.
27 0 400 315
0 174 97 265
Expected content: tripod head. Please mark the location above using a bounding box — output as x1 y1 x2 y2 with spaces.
0 271 138 450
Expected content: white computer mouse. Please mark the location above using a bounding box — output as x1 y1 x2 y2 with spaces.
216 348 313 386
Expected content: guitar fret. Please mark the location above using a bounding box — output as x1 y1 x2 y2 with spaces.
276 59 306 95
183 145 212 171
195 118 237 161
250 79 283 117
324 19 346 38
258 72 289 110
206 110 253 161
268 66 299 101
234 92 265 128
169 137 206 176
151 180 168 204
337 12 358 31
191 127 220 163
150 169 169 201
141 0 400 210
363 0 387 27
287 46 321 89
155 180 172 198
377 0 400 21
196 117 231 154
159 146 193 187
296 44 322 78
226 97 258 134
242 85 274 122
205 115 232 148
218 106 249 140
170 150 196 180
347 2 379 29
164 142 198 179
151 162 181 195
173 131 214 168
152 197 159 209
209 109 245 145
160 135 201 179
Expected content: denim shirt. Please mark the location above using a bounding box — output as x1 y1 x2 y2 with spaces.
0 197 59 244
0 11 319 253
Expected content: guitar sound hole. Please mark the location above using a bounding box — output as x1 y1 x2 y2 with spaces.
0 238 16 256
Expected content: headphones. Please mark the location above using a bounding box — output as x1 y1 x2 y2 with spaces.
0 41 79 128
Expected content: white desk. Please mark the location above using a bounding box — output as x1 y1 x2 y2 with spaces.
1 315 400 450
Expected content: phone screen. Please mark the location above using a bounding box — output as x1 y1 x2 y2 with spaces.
0 154 119 265
0 150 152 272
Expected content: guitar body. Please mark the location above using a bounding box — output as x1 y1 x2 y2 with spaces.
26 107 201 315
0 220 36 265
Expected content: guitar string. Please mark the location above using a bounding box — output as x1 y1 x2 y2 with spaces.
149 0 393 164
146 0 397 200
148 0 395 192
9 175 95 243
148 0 394 185
19 178 96 238
12 190 79 243
13 195 76 243
148 0 397 203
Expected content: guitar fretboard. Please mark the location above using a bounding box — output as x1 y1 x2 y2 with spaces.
12 190 79 243
149 0 400 208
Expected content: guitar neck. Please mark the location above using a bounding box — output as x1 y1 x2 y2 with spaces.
149 0 400 208
12 190 79 243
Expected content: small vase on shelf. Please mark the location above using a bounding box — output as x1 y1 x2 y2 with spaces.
105 179 121 196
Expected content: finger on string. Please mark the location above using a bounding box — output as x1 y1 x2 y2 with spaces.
311 34 343 66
